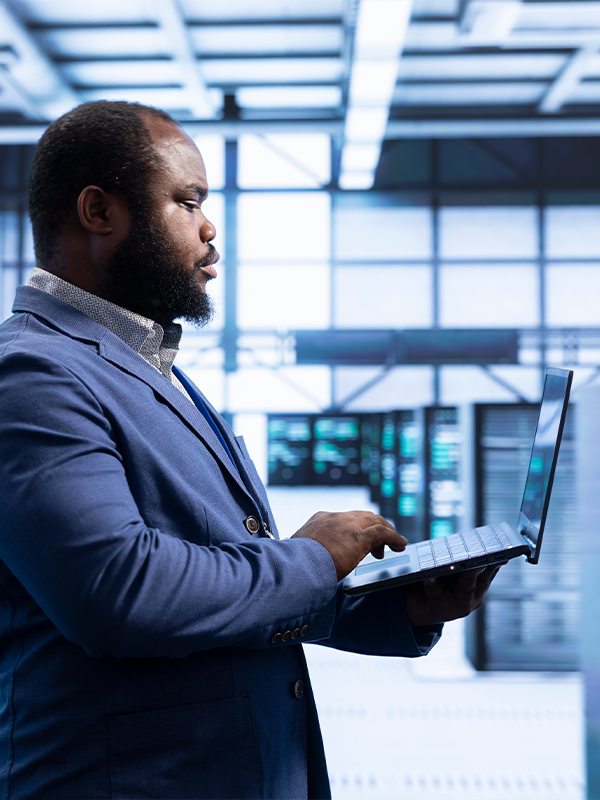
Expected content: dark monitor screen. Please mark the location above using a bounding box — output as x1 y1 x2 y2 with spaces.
267 416 313 485
517 368 573 562
313 416 362 484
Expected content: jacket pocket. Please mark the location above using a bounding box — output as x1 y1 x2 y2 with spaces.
108 696 263 799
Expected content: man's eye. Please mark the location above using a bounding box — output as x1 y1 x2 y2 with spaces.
183 202 200 210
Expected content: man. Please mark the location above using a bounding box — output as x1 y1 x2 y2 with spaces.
0 101 500 799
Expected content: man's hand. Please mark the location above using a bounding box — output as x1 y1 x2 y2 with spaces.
291 510 408 582
404 563 505 627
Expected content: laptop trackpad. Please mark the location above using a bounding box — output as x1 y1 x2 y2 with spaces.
354 554 412 578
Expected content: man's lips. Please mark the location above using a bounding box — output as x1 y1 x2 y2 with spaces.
198 249 220 280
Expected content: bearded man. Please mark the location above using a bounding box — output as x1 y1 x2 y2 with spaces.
0 101 499 799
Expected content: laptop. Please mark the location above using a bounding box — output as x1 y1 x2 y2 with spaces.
343 367 573 596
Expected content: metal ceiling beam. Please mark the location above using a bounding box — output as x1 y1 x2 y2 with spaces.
151 0 215 119
0 0 79 120
460 0 521 47
11 115 600 144
385 117 600 138
539 45 600 114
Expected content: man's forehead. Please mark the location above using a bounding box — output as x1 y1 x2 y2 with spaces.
143 115 206 178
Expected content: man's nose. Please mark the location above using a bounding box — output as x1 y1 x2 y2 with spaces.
200 217 216 243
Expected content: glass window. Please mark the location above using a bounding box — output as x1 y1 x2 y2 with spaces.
440 264 539 327
238 134 330 189
546 264 600 326
334 365 435 410
334 265 432 328
233 413 268 483
238 192 330 261
203 192 225 261
179 367 225 411
334 205 432 261
238 263 330 329
193 134 225 191
1 267 19 323
24 216 35 265
0 211 19 264
227 365 331 412
545 206 600 258
439 207 538 259
200 193 225 330
204 263 225 330
440 366 542 405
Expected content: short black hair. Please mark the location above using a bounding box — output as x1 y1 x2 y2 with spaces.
28 100 176 267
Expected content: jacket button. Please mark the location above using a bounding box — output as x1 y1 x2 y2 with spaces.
244 515 260 534
282 630 292 642
300 625 309 637
291 627 301 640
271 632 282 644
294 680 304 699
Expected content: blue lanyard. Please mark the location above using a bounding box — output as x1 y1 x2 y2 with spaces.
172 366 239 473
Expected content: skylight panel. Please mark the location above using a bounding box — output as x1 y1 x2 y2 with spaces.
37 28 169 60
78 87 223 112
517 2 600 31
404 22 461 51
199 58 343 85
13 0 154 24
237 86 341 108
397 54 565 81
411 0 460 15
61 61 181 86
394 82 547 105
190 25 342 55
179 0 343 21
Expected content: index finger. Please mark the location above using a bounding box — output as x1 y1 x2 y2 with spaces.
349 511 396 530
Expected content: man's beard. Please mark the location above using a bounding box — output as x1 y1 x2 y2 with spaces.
103 211 215 327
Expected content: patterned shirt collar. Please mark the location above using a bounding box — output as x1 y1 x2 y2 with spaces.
28 267 183 382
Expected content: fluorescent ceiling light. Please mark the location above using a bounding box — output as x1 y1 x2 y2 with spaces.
349 60 400 105
341 0 413 189
345 107 389 142
341 143 381 171
237 86 341 109
338 171 376 190
461 0 521 46
355 0 413 59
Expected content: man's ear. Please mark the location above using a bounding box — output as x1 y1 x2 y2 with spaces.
77 185 127 236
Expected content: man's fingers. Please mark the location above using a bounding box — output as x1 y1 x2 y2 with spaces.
371 543 385 560
351 513 408 554
473 564 505 601
351 511 396 531
448 567 482 599
422 577 444 601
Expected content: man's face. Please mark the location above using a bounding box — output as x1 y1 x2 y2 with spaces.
104 117 220 327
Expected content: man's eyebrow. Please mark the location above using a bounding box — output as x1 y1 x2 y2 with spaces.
184 183 208 199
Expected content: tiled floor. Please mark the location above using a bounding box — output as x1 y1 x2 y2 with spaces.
305 621 585 800
267 486 586 800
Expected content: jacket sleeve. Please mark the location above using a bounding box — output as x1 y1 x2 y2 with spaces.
317 583 444 657
0 351 340 658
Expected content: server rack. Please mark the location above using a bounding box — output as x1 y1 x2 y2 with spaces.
467 403 578 671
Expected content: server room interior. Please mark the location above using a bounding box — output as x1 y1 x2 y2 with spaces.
2 1 600 798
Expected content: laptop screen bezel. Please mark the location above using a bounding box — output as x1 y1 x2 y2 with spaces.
519 367 573 564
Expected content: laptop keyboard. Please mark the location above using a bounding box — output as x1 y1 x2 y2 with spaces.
416 525 512 569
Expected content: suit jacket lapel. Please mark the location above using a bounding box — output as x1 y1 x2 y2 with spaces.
98 332 252 495
172 368 271 518
13 287 258 504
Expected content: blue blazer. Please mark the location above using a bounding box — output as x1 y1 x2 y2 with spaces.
0 286 441 800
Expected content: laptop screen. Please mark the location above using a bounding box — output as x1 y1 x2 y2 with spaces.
517 367 572 563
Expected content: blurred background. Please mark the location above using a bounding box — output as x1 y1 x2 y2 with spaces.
1 0 600 797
